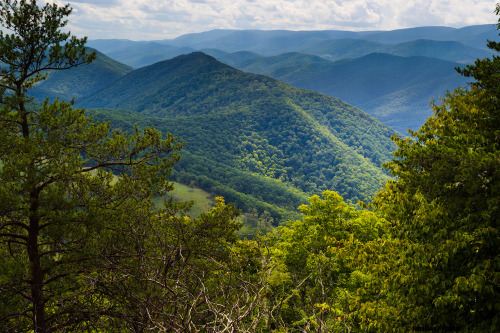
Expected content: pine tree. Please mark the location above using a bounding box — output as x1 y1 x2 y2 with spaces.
0 1 182 330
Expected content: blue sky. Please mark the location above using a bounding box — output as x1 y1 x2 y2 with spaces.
45 0 498 40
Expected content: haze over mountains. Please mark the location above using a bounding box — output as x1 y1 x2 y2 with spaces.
252 52 468 131
86 25 496 68
85 24 497 133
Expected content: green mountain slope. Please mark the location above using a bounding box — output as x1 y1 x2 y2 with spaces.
265 53 468 133
29 48 133 102
78 53 396 219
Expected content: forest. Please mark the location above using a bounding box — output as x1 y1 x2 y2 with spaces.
0 0 498 332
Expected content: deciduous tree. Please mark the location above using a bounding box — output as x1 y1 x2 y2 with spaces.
265 191 386 332
357 5 500 331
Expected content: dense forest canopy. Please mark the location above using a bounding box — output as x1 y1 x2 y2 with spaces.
0 0 499 332
74 51 397 223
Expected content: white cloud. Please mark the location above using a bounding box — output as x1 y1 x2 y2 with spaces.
42 0 498 40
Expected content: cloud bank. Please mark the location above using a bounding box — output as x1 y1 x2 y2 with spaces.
46 0 498 40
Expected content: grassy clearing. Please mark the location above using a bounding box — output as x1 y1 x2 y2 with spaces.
96 170 214 218
154 182 214 218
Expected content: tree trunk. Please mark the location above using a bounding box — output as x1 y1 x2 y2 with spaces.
27 218 46 333
27 185 46 332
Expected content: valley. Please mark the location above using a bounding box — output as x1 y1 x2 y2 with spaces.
79 52 395 226
2 0 498 329
29 24 498 227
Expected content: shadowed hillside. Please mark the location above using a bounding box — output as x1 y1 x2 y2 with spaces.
264 53 468 132
75 53 397 220
29 48 133 102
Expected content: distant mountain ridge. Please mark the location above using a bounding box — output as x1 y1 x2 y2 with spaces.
229 52 468 132
86 24 497 67
290 38 492 63
164 25 497 54
84 25 497 132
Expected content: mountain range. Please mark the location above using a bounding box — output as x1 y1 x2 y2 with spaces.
229 52 467 132
29 50 397 223
79 52 396 207
87 24 496 66
29 24 499 224
85 25 497 132
162 25 497 55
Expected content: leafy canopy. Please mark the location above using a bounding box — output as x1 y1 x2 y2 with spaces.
354 5 500 331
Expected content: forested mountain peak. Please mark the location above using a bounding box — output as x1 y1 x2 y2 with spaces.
80 25 497 132
132 51 231 79
78 52 397 214
78 52 234 113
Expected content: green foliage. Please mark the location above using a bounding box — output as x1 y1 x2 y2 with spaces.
89 103 391 225
95 196 263 331
0 3 287 332
0 96 184 331
353 8 500 330
0 1 181 331
79 53 396 217
0 2 272 332
262 191 387 332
